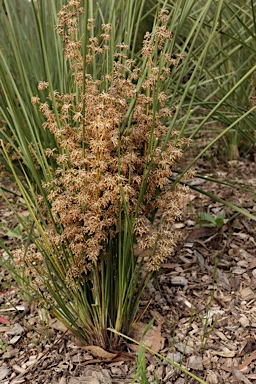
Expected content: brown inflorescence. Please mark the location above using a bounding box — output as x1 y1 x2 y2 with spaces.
33 1 189 284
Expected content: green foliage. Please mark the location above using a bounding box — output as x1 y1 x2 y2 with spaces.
197 211 226 228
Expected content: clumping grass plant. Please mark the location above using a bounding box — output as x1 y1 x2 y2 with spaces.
1 1 188 349
1 0 256 357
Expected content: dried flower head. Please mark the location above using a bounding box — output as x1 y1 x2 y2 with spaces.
32 4 189 285
38 81 49 91
31 96 40 105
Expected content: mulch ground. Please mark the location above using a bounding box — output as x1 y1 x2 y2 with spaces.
0 158 256 384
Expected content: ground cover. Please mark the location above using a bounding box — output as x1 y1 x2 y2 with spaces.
0 157 255 384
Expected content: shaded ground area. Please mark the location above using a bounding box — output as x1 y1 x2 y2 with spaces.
0 159 256 383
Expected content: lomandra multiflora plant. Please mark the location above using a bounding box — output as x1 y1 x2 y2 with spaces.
7 1 189 349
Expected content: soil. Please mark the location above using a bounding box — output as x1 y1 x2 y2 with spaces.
0 158 256 384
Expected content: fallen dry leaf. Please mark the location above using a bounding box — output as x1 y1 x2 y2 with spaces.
0 316 10 324
150 322 163 353
231 365 252 384
211 347 237 357
247 258 256 270
131 321 165 353
82 346 117 360
236 351 256 372
186 227 216 241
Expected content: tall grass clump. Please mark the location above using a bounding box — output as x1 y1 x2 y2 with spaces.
1 2 188 349
1 0 256 352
